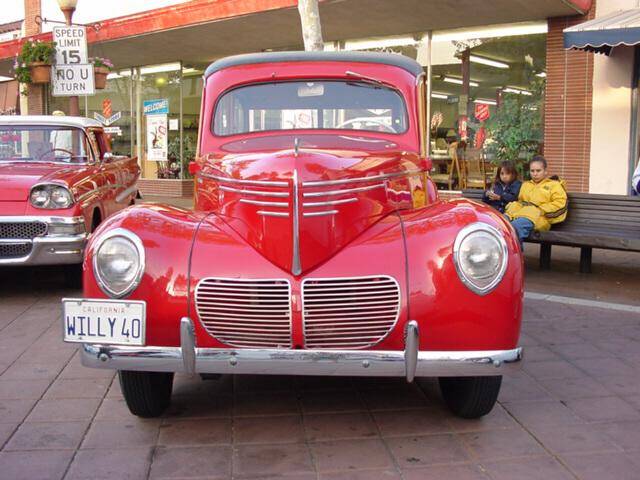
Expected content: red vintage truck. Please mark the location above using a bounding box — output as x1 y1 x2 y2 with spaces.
0 116 139 282
63 52 523 419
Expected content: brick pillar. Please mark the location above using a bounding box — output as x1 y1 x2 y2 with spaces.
544 4 596 192
23 0 46 115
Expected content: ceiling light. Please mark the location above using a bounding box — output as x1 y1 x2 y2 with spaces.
503 87 532 96
443 76 479 87
431 92 449 99
470 55 509 69
140 63 181 75
344 35 417 51
474 98 497 106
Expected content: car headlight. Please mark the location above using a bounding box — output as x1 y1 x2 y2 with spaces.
453 223 508 295
93 229 145 298
30 184 74 209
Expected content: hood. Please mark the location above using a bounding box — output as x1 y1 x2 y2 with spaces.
201 135 424 275
0 162 79 201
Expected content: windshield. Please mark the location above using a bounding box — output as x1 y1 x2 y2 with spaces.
0 126 91 164
213 80 408 136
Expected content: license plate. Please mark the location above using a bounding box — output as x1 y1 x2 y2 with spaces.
62 298 145 346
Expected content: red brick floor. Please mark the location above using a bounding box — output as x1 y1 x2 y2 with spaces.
1 244 640 478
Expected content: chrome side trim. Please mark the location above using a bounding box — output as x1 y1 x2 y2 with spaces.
303 198 358 207
219 185 289 198
202 173 288 187
302 170 421 187
239 199 289 207
303 183 385 197
303 210 338 217
115 184 138 204
258 210 289 218
291 169 301 276
80 340 523 378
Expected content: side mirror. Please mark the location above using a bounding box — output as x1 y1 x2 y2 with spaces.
102 152 115 163
188 161 201 175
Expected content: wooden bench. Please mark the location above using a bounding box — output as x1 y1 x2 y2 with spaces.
461 189 640 273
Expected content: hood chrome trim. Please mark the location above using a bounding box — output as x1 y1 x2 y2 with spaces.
291 169 301 276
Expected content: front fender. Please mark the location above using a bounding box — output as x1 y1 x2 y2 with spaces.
83 204 207 346
402 199 523 351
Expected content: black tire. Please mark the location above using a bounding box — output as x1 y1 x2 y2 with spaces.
439 376 502 419
63 263 83 289
118 370 174 418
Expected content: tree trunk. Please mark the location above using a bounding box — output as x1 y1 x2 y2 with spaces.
297 0 324 51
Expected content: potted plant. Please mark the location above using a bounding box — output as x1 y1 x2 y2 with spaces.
13 39 56 85
90 57 113 89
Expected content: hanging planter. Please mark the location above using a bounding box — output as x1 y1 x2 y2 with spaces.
28 61 51 84
13 40 56 87
90 57 114 90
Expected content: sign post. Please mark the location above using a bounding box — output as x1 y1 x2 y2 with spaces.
52 25 94 103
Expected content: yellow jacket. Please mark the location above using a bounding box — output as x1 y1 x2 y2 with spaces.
505 177 568 231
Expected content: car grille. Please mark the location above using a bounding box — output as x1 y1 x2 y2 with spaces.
302 276 401 349
195 278 292 348
0 221 47 240
0 242 32 259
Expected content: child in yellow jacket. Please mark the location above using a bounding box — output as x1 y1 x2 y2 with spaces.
505 156 568 247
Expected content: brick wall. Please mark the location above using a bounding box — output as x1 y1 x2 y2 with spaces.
544 5 596 192
23 0 46 115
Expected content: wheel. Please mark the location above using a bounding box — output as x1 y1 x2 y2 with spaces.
118 370 174 418
63 263 83 289
439 376 502 419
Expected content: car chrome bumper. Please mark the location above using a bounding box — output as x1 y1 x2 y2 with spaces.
0 216 87 266
79 318 523 381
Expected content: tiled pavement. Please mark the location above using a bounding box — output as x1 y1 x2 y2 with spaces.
1 260 640 479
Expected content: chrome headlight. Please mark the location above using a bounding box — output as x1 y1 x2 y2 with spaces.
453 223 508 295
93 229 145 298
30 184 74 209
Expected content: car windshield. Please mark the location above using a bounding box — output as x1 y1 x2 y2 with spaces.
213 80 408 136
0 126 90 164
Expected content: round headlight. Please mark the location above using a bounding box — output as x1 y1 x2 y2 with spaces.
50 187 73 208
93 229 145 298
453 223 508 295
30 188 50 208
29 184 74 209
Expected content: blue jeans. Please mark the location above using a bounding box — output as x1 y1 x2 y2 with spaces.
510 217 534 249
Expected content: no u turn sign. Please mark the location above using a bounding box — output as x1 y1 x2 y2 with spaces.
52 25 95 97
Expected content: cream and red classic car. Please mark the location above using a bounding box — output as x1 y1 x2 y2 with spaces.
0 116 139 282
63 52 523 419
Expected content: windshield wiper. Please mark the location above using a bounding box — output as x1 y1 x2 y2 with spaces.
345 71 388 88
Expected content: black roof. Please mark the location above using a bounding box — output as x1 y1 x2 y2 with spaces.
204 51 424 79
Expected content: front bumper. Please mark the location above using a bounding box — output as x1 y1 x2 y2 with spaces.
0 216 87 266
80 318 523 381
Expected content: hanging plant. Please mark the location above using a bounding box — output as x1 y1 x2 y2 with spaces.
90 57 114 89
13 39 56 86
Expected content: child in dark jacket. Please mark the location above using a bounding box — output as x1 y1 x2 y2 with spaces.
482 161 522 213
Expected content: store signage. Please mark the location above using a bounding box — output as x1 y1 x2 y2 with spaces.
474 103 490 122
52 25 94 97
146 114 168 161
104 126 122 136
143 99 169 115
94 111 122 126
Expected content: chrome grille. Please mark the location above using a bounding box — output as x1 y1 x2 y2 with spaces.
0 221 47 239
302 276 401 349
0 242 32 259
195 278 292 348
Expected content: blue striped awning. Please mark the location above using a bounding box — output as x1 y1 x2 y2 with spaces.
564 8 640 55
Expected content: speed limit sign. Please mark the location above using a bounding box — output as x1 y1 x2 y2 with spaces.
53 26 88 65
52 25 94 96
